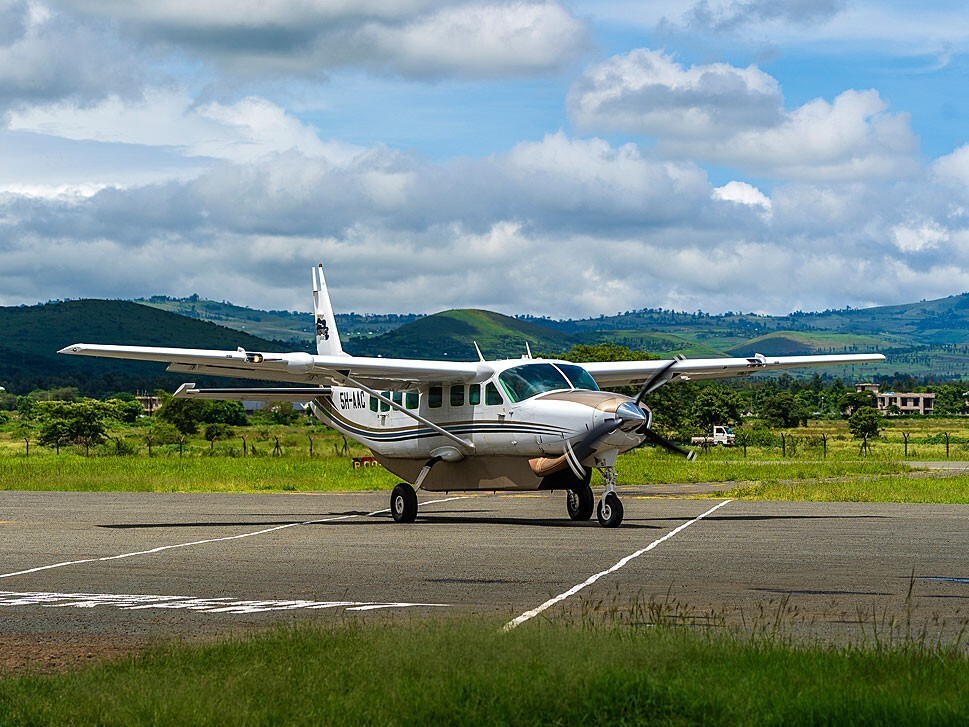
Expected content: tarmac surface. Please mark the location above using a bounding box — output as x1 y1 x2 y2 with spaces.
1 486 967 665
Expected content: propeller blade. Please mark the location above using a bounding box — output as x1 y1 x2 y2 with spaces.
633 359 679 406
639 426 696 460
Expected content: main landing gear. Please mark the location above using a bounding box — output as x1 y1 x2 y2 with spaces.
566 484 594 521
391 482 418 523
564 466 624 527
390 456 441 523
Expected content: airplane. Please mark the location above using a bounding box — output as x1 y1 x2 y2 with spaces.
60 264 885 528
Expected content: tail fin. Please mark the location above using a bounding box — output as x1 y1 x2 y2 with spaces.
312 264 347 357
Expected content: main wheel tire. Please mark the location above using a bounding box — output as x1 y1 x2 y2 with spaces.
566 485 594 521
596 492 624 528
391 483 418 523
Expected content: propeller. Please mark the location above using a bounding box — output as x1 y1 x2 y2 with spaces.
633 358 679 406
631 358 696 461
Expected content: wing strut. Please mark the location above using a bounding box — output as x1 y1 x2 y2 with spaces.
331 372 475 453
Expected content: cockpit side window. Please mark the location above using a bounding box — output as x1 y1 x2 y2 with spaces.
554 363 600 392
498 363 571 403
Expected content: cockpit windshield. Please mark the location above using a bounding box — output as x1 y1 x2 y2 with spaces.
497 362 600 403
556 363 600 392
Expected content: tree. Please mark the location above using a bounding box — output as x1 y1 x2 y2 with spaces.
848 406 882 439
107 398 145 424
840 390 876 416
156 397 207 435
760 391 809 428
690 386 743 430
930 384 969 416
34 400 116 451
557 343 657 363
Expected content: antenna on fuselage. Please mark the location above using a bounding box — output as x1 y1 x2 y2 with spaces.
473 340 486 362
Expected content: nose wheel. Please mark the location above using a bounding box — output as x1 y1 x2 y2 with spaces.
596 491 623 528
595 466 624 528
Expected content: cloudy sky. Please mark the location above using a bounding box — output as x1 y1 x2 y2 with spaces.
2 0 969 318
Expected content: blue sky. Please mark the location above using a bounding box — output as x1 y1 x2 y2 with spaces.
2 1 969 318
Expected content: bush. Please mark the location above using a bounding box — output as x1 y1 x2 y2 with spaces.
146 421 182 445
203 423 234 442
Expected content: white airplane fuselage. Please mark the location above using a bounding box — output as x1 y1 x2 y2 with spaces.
308 360 645 492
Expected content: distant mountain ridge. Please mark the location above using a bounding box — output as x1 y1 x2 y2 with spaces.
0 300 287 395
136 295 422 346
131 291 969 379
3 291 968 396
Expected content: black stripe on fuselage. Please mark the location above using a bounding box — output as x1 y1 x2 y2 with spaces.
314 400 570 443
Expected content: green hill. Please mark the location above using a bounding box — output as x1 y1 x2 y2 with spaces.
348 309 578 360
0 300 288 396
136 296 422 345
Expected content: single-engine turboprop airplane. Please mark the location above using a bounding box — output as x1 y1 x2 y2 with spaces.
60 265 884 528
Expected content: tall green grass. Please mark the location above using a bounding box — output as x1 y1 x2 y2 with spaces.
0 454 399 493
725 473 969 504
0 619 966 725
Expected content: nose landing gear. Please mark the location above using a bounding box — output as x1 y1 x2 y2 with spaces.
595 466 623 528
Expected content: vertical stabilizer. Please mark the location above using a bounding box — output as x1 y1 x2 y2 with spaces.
312 264 347 357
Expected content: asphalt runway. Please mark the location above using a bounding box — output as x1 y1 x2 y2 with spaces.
1 489 967 655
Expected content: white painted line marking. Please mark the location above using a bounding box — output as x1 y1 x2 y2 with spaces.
503 499 733 631
0 496 467 580
0 591 449 615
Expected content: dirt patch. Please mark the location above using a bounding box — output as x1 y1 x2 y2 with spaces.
0 633 149 676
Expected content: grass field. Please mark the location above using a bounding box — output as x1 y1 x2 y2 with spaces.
2 417 969 503
1 619 967 726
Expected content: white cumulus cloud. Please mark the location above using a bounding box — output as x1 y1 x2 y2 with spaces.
569 50 918 181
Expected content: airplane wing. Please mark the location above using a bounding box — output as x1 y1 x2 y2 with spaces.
58 344 492 389
582 353 885 388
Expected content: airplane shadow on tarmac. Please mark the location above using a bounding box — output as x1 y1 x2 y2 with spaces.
98 512 888 530
97 512 659 530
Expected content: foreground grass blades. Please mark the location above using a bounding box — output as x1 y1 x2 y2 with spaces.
1 620 966 725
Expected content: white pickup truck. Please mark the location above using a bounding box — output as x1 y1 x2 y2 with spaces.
691 425 736 446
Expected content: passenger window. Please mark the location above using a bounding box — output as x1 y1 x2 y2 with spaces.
429 386 443 408
369 394 378 412
392 391 403 406
469 384 481 406
450 385 464 407
485 382 503 406
405 391 419 409
380 391 390 412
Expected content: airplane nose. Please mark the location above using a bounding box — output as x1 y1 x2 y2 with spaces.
615 401 648 430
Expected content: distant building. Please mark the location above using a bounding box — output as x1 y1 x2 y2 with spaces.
856 384 935 415
135 393 161 416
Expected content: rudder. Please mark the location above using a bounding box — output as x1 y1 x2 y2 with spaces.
312 264 346 357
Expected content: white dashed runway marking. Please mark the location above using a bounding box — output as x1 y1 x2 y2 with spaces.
0 591 450 615
0 496 468 581
503 499 732 630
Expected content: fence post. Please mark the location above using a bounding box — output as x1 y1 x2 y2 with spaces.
944 432 950 460
178 436 185 458
307 434 313 456
902 432 908 458
241 436 247 456
24 437 29 457
781 433 786 458
821 433 827 459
